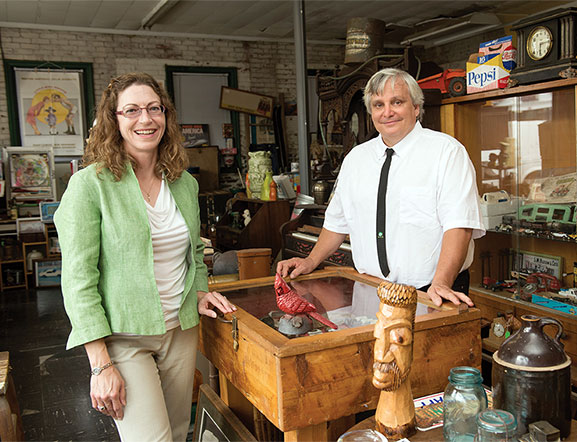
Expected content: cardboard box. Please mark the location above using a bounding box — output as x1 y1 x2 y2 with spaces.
482 214 505 230
532 294 577 316
478 36 516 71
480 199 519 217
467 54 510 94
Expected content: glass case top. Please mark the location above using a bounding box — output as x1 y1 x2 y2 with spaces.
220 276 435 338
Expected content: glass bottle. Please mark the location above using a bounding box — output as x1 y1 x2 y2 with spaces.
337 429 388 442
245 173 252 199
476 409 517 442
269 179 277 201
261 171 273 201
443 366 487 442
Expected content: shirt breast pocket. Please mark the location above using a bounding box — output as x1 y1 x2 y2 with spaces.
399 187 438 228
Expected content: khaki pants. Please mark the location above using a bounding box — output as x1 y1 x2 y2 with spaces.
105 326 198 442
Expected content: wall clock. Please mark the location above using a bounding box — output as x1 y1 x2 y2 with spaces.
511 8 577 84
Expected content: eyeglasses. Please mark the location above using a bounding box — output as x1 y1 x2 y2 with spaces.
115 104 166 119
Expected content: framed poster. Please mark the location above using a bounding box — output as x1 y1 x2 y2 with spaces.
220 86 274 119
193 384 256 442
4 60 94 156
4 146 57 201
181 124 210 148
34 258 62 287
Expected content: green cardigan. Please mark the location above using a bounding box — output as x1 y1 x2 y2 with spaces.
54 164 208 349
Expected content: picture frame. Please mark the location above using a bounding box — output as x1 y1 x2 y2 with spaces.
220 86 274 119
181 124 211 148
4 60 94 156
39 201 60 223
4 146 57 201
34 258 62 288
16 217 44 238
192 384 256 442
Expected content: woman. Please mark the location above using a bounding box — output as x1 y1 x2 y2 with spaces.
54 72 236 441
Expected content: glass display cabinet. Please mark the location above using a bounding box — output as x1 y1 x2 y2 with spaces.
441 78 577 362
201 267 481 442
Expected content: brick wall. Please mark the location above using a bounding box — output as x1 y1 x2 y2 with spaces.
0 26 344 188
0 25 509 189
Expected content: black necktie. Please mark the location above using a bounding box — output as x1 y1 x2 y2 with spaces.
376 148 394 277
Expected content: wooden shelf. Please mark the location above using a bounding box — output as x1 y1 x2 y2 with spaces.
487 228 577 244
0 259 24 265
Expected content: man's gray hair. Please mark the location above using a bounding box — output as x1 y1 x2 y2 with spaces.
363 68 424 121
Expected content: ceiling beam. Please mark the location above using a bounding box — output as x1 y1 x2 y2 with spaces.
140 0 180 30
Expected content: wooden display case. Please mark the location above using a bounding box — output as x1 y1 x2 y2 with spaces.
441 78 577 373
200 267 481 441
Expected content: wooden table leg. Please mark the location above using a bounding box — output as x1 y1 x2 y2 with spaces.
219 373 257 435
284 415 355 442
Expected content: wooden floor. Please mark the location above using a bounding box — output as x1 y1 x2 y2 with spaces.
0 287 121 440
0 287 202 441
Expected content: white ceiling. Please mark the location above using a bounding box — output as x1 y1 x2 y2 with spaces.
0 0 576 45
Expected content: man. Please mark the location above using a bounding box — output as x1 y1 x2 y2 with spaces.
277 68 484 306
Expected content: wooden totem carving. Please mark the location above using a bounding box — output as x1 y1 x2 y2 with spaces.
373 281 418 440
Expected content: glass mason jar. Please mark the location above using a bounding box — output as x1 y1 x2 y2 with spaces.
475 409 517 441
443 366 488 442
337 429 388 442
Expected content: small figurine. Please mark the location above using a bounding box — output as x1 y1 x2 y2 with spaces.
274 273 337 329
242 209 251 226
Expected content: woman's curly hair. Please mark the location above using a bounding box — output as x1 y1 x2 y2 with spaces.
83 72 187 182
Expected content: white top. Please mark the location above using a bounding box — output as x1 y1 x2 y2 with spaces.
145 178 190 330
324 122 485 288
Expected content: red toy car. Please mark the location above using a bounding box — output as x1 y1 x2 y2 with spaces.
417 69 467 97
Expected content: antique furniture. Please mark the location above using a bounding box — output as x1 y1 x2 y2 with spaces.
214 196 291 258
441 77 577 377
200 267 481 442
280 205 354 267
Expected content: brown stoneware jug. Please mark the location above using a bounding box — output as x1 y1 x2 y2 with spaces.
492 315 571 438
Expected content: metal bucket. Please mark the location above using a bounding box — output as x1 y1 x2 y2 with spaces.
344 17 386 64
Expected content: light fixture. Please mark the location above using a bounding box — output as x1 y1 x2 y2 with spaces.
400 12 501 46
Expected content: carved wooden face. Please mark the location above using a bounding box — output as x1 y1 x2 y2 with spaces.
372 304 414 391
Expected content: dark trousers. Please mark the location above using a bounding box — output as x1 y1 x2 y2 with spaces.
418 269 470 295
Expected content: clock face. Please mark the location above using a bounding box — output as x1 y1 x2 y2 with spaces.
527 26 553 60
492 321 505 338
